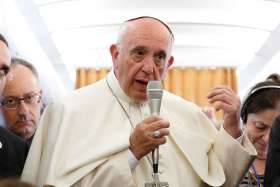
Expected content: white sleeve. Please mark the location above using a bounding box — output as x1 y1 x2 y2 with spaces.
127 149 139 172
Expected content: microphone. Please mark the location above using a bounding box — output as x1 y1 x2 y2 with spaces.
147 81 163 115
147 81 163 177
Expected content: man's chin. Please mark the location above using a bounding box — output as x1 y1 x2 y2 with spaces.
16 127 34 139
133 95 147 102
130 91 147 101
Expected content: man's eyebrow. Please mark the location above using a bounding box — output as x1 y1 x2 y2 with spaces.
253 120 270 127
155 50 167 57
131 46 147 52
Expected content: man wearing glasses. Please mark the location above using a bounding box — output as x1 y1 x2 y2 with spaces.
1 58 43 144
0 33 29 178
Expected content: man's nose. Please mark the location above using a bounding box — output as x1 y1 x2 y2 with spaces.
142 58 154 74
17 100 29 114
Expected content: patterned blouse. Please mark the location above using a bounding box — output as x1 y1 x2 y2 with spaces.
239 171 264 187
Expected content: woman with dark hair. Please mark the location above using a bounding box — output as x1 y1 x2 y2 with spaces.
239 74 280 187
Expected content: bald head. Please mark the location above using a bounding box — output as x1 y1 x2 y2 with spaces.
117 17 174 50
4 63 40 95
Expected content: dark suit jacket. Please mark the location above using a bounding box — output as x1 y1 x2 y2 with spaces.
264 115 280 187
0 126 29 178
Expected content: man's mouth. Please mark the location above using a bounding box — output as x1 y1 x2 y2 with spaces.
135 79 148 86
16 120 31 126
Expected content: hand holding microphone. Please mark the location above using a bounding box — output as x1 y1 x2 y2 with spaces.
129 81 169 160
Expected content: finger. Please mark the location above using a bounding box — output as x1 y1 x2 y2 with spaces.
207 86 234 99
209 85 231 92
147 119 170 132
207 89 223 99
142 115 162 123
208 87 239 103
220 87 238 97
208 93 235 106
213 101 237 113
152 128 169 139
154 136 167 146
147 137 167 150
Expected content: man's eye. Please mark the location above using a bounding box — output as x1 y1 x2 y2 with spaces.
157 55 165 61
136 51 144 56
25 95 36 103
255 124 266 130
3 67 9 75
135 51 144 57
154 56 165 67
4 98 16 105
0 66 10 75
132 51 145 62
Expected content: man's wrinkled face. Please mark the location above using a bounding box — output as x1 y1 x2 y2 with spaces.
244 108 280 160
110 19 174 101
2 64 42 140
0 41 11 94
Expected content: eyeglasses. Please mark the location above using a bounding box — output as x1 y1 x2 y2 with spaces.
1 93 41 109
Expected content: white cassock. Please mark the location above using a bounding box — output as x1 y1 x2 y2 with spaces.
21 71 256 187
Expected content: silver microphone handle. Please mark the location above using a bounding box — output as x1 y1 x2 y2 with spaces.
149 99 161 115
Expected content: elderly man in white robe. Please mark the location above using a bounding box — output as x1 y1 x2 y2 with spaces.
21 16 256 187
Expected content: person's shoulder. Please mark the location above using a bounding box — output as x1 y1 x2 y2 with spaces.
0 126 28 148
69 78 107 99
56 78 107 102
161 91 214 131
0 126 6 135
162 90 204 119
0 126 29 161
45 78 108 111
0 127 28 178
163 90 200 110
0 126 18 142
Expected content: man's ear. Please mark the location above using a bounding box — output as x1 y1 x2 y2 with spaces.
161 56 174 80
110 44 119 70
38 90 45 115
167 56 174 68
38 90 43 104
